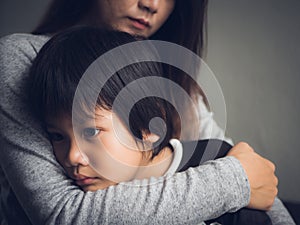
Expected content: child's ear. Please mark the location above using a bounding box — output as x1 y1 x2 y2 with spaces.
142 132 160 143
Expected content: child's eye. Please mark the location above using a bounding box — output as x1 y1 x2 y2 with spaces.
82 128 100 138
48 132 64 142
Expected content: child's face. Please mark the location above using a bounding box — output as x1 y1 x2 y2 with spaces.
46 109 148 191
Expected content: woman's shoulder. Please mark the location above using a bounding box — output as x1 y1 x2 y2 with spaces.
0 33 50 57
0 33 50 93
0 33 50 46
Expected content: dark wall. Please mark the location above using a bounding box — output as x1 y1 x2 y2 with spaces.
0 0 50 37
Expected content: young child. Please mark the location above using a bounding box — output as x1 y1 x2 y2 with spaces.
28 26 280 225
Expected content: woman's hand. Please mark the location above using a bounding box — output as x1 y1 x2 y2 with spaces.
227 142 278 211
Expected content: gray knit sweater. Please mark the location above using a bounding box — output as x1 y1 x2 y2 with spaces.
0 33 294 225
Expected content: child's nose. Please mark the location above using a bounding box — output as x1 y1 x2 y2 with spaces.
65 140 89 167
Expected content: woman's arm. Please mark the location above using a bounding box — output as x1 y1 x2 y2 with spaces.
267 197 296 225
0 33 272 225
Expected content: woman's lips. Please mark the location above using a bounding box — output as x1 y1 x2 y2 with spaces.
129 17 150 30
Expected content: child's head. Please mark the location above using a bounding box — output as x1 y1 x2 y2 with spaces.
29 26 177 191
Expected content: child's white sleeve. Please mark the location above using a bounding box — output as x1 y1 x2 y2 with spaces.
198 96 234 145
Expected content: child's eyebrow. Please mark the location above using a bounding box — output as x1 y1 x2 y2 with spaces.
75 114 108 126
94 115 109 123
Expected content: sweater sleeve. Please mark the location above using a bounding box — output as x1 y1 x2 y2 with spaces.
0 34 250 225
267 197 296 225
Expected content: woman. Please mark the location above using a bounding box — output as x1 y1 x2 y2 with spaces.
0 0 283 224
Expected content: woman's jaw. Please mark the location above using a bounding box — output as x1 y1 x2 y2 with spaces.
83 0 175 38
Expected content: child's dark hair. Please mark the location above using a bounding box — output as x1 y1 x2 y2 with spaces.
28 26 178 158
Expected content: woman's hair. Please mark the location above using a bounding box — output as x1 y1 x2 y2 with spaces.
28 26 177 158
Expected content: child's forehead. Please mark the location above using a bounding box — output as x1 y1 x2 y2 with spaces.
45 108 115 127
94 108 113 119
